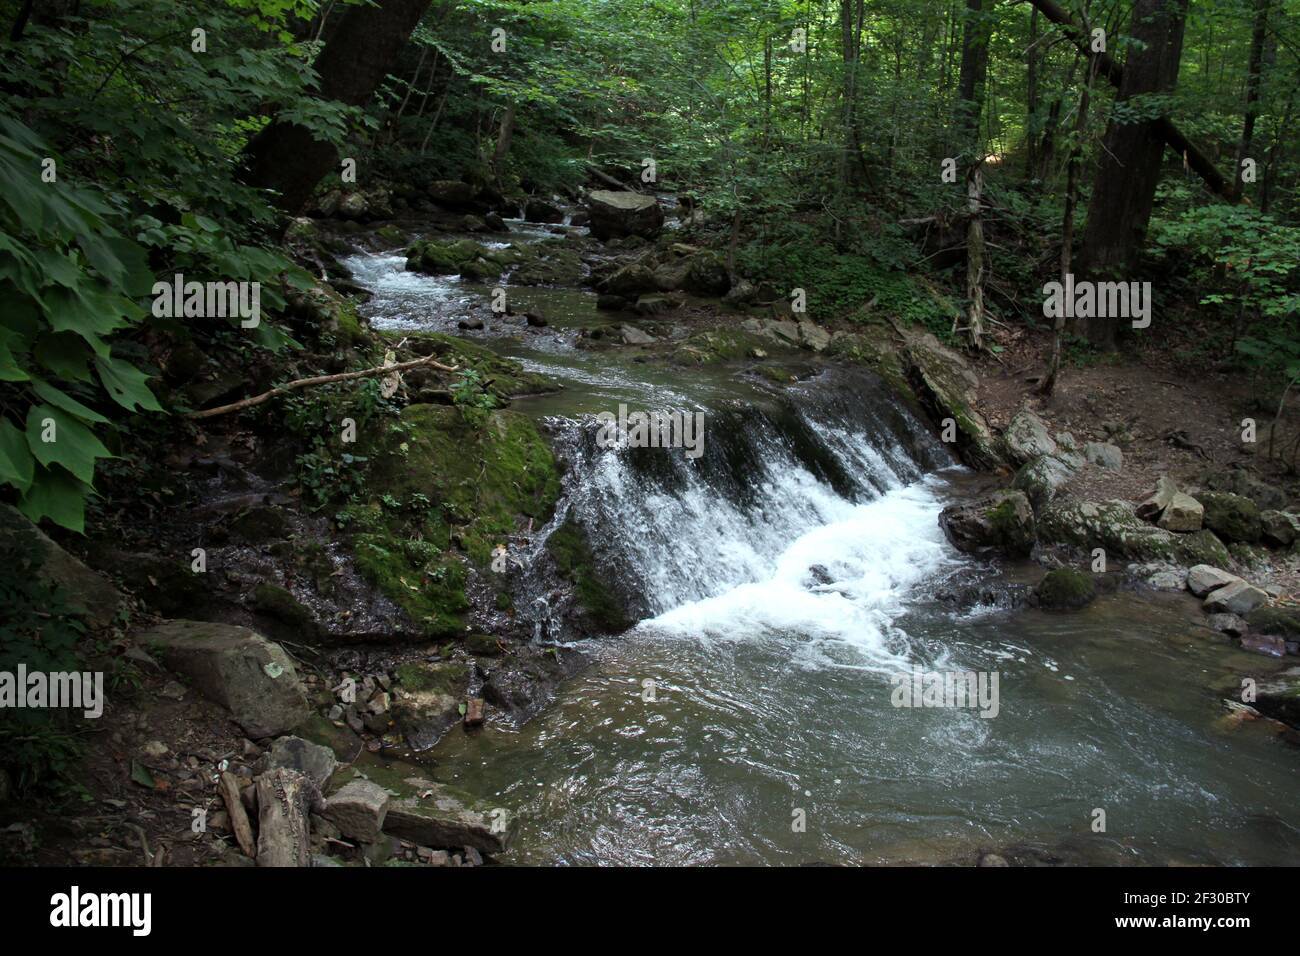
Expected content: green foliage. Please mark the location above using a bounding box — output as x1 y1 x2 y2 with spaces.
0 533 90 802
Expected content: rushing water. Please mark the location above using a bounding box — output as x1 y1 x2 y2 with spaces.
343 227 1300 867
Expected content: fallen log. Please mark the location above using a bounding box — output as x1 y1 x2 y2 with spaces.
254 767 322 868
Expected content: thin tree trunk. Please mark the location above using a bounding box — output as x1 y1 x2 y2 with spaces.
1235 0 1269 199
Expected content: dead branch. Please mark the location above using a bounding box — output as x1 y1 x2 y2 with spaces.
185 353 459 420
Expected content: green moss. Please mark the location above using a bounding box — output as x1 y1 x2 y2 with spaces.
363 404 561 566
406 238 492 275
1247 606 1300 638
352 533 469 637
251 583 314 628
381 331 560 399
1198 491 1262 543
1036 567 1096 611
394 660 470 696
547 517 633 632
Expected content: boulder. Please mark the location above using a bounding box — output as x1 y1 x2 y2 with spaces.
798 320 831 353
523 197 564 224
601 263 658 297
1186 565 1239 598
1246 605 1300 640
683 253 730 296
262 735 337 790
1084 442 1124 470
392 661 471 751
585 190 664 240
1206 613 1248 637
620 324 657 346
0 505 122 630
1012 454 1077 512
1260 510 1300 547
938 490 1036 558
427 180 478 209
1002 410 1057 465
1203 580 1268 616
139 621 308 738
324 779 390 843
1197 491 1262 543
1038 499 1179 562
1157 493 1203 532
1137 476 1178 520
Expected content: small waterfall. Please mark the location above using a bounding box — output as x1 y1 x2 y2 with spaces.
521 369 959 665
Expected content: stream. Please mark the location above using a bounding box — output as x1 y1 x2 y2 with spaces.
342 222 1300 866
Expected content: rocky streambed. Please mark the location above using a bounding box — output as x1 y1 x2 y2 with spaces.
8 180 1299 868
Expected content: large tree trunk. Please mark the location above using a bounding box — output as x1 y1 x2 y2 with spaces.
1075 0 1188 348
953 0 990 153
1026 0 1236 202
242 0 432 213
1235 0 1270 199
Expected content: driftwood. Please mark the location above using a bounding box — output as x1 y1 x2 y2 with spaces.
1027 0 1240 202
254 767 323 868
185 353 459 420
219 771 257 858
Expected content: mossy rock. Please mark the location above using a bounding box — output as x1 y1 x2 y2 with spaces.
364 403 561 565
1197 491 1262 543
1173 529 1232 568
509 240 584 286
406 238 492 275
546 517 633 632
387 331 559 399
466 632 503 656
251 583 314 628
351 534 468 638
1247 606 1300 639
392 661 471 750
228 505 292 543
1036 568 1096 610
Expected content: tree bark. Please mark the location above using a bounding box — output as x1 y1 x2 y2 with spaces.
254 769 320 868
954 0 990 154
1235 0 1270 199
241 0 433 213
1026 0 1236 202
1075 0 1188 348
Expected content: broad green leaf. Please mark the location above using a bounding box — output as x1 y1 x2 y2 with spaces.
25 404 113 485
17 465 89 533
31 378 110 425
0 420 35 495
95 354 164 412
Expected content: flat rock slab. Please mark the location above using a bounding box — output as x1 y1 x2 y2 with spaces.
138 620 308 738
1203 580 1268 616
1186 565 1239 598
383 788 511 855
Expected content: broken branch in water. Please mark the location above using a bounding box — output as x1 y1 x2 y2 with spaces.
185 353 460 420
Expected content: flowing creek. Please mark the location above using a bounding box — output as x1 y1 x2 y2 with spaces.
342 224 1300 866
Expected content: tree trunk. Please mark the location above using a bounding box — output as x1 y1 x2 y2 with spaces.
491 102 516 178
1026 7 1040 181
1076 0 1188 348
962 163 986 349
1235 0 1269 199
1043 53 1098 396
1026 0 1235 202
241 0 433 213
954 0 990 155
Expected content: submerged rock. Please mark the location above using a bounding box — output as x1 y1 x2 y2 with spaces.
1035 567 1096 610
